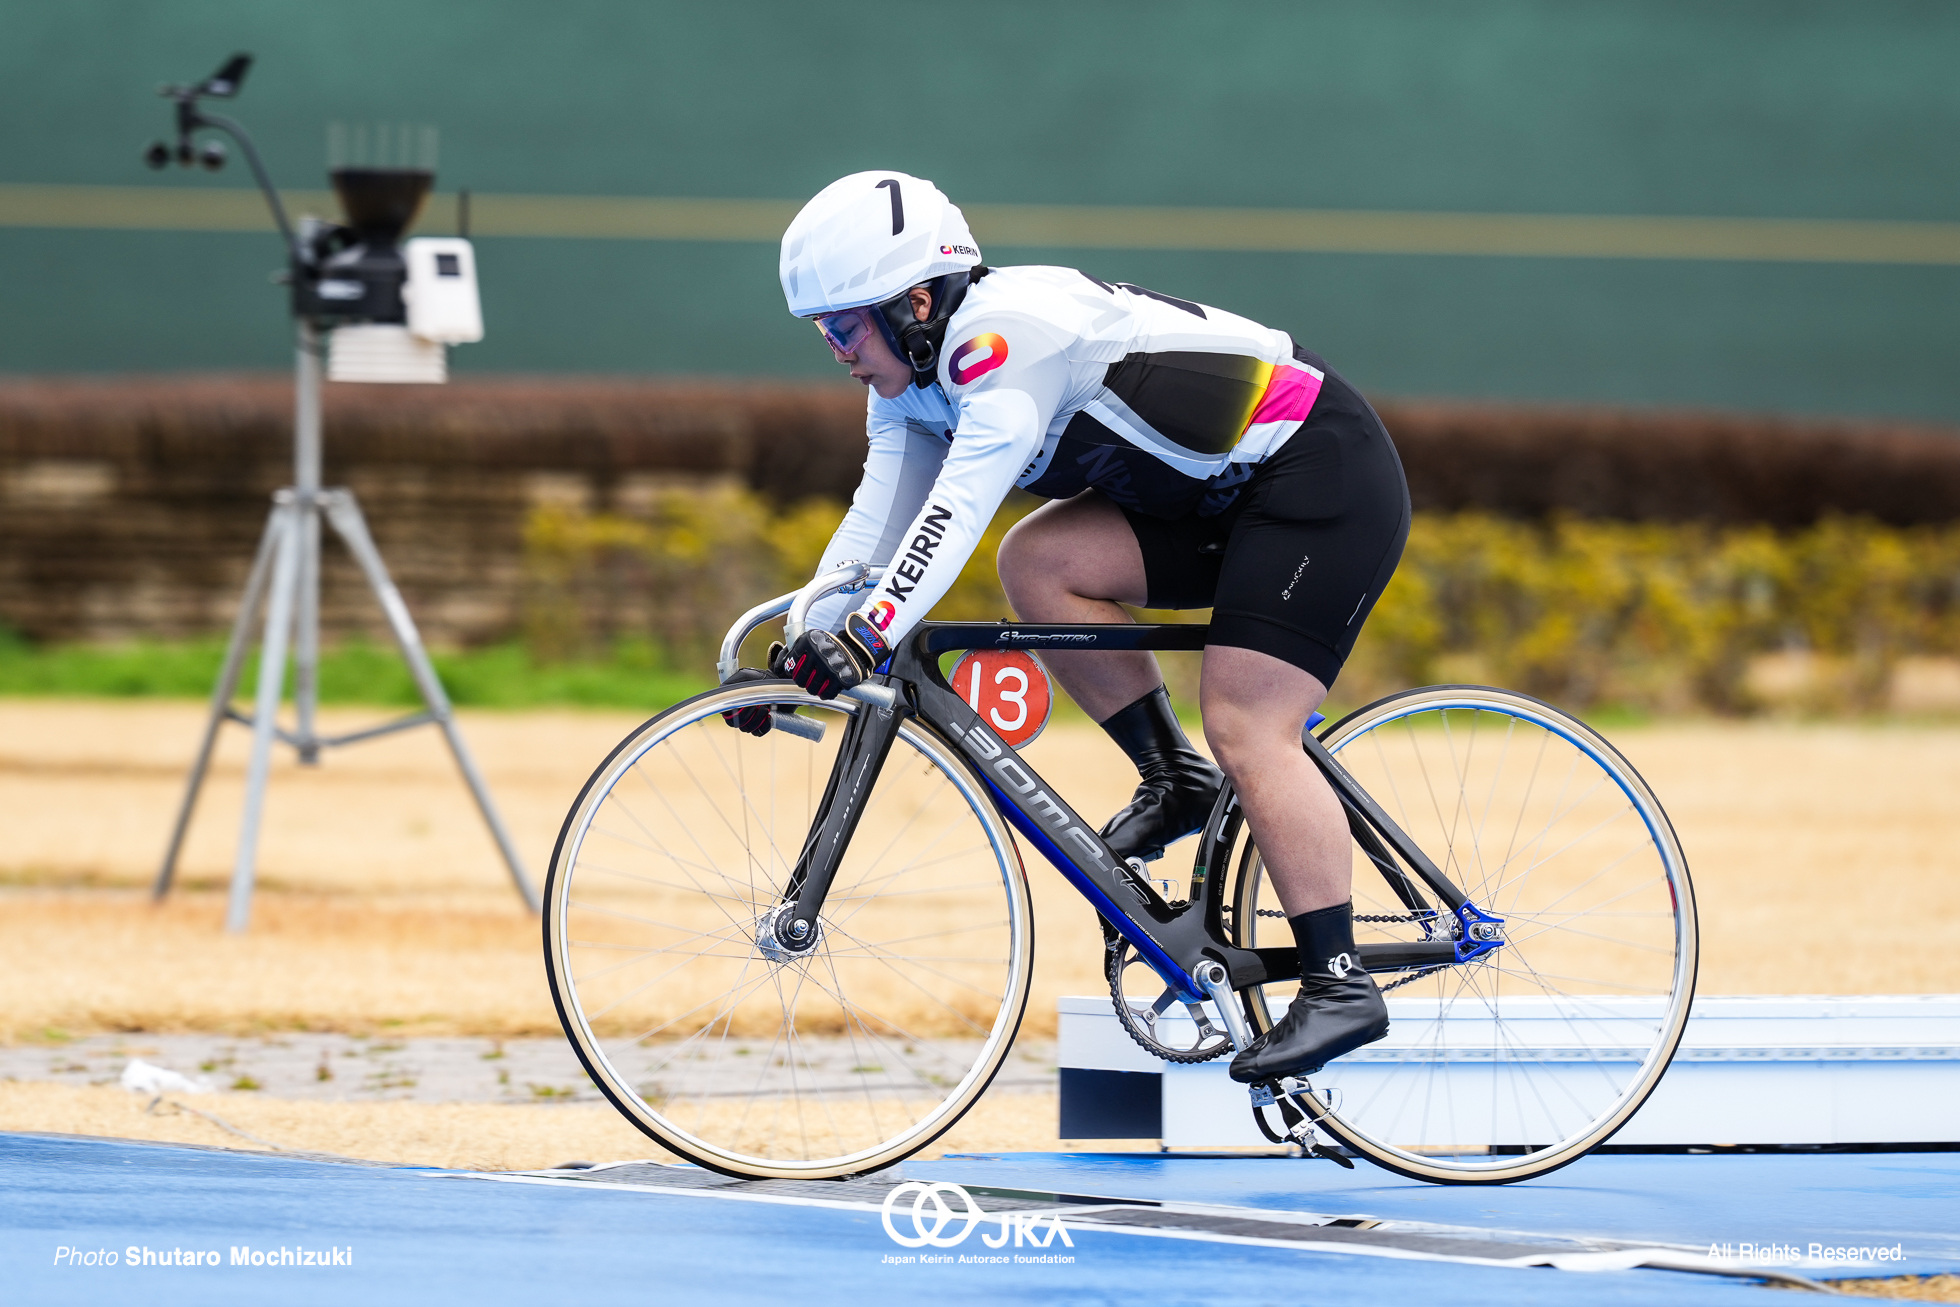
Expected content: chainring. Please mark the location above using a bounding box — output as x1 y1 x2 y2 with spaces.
1105 938 1234 1064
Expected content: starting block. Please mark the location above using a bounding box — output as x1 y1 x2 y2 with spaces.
1058 994 1960 1149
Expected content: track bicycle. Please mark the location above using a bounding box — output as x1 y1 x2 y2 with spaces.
544 563 1697 1184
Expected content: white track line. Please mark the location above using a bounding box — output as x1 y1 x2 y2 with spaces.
449 1169 1848 1287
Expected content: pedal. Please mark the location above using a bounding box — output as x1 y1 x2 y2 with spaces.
1246 1074 1307 1109
1118 855 1185 902
1249 1078 1354 1166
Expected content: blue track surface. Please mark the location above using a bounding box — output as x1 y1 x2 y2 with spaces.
915 1151 1960 1271
3 1133 1951 1306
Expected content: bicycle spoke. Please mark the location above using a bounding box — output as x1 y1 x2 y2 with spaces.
1280 689 1692 1179
548 691 1027 1173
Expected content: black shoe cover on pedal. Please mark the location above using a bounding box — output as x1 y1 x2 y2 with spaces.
1095 686 1224 863
1230 903 1389 1083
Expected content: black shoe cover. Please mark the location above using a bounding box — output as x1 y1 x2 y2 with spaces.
1100 754 1224 863
1228 971 1390 1082
1094 686 1224 863
1229 902 1389 1082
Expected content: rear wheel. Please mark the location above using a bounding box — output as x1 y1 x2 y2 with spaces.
1228 686 1697 1183
544 682 1034 1179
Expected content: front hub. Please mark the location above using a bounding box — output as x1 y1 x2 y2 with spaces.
755 904 822 963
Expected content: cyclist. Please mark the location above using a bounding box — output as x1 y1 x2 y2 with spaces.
740 172 1410 1084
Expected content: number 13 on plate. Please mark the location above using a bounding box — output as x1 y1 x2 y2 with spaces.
947 649 1053 748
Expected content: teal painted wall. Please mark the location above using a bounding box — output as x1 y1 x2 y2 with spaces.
2 0 1957 420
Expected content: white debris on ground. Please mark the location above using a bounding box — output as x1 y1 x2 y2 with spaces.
117 1059 213 1095
2 1035 1060 1105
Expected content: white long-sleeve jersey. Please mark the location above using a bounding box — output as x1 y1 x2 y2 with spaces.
804 265 1327 644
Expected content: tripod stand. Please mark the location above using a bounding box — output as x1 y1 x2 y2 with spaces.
154 322 539 930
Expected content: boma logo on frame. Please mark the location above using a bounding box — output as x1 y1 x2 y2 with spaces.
879 1182 1075 1262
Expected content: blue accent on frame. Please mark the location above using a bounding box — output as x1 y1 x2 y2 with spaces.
1452 900 1507 964
980 775 1203 1002
1328 695 1682 983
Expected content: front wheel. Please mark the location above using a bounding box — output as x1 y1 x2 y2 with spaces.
544 682 1034 1179
1228 685 1697 1183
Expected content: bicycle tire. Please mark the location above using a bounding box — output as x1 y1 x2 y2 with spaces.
1228 685 1697 1184
544 681 1034 1180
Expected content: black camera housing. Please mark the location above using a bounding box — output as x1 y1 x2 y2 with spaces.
289 168 432 324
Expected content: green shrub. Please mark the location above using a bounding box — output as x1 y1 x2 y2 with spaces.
8 498 1956 718
521 493 1960 716
519 488 1045 674
0 630 709 711
1336 512 1960 715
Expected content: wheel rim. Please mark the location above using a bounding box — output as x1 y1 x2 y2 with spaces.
545 686 1032 1178
1236 687 1696 1181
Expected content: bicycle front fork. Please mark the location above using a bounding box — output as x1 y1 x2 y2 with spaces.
770 680 906 954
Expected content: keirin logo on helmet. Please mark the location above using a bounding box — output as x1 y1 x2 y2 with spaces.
880 1182 1074 1251
949 334 1008 385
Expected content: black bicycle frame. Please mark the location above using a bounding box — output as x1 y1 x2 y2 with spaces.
774 620 1489 1000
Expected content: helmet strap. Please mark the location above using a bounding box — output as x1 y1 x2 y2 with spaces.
879 270 979 388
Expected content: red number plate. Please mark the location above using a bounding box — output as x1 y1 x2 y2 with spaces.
948 649 1053 749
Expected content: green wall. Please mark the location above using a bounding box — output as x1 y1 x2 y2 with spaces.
3 1 1957 421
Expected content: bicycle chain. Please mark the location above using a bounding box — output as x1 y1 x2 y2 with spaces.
1112 902 1440 1058
1246 907 1451 993
1105 940 1234 1065
1380 965 1450 993
1252 908 1431 924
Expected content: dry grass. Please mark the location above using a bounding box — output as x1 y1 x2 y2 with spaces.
4 700 1960 1163
1823 1276 1960 1303
0 700 1129 1042
0 1081 1132 1172
0 891 556 1041
4 701 1960 1042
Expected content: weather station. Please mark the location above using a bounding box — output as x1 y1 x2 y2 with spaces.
143 55 536 930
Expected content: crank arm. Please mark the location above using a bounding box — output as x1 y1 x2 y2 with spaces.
1193 960 1254 1053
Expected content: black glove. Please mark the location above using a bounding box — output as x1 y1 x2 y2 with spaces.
720 643 788 736
782 613 892 700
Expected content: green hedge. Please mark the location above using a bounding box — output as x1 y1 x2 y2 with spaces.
1339 513 1960 714
7 495 1956 717
516 492 1960 717
0 629 708 711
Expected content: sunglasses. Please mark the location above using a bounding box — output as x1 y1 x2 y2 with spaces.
813 306 886 357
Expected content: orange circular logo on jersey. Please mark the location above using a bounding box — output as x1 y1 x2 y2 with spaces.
949 333 1008 385
949 648 1052 748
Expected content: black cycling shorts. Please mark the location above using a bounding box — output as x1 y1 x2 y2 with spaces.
1122 352 1411 689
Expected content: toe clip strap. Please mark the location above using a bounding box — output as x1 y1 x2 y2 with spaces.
1249 1077 1354 1168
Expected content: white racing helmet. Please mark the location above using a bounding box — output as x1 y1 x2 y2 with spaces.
780 171 980 316
781 172 984 384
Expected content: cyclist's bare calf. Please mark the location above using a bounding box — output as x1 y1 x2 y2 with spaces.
1199 648 1349 914
998 492 1350 915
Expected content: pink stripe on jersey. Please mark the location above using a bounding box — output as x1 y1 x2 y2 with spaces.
1244 363 1323 431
